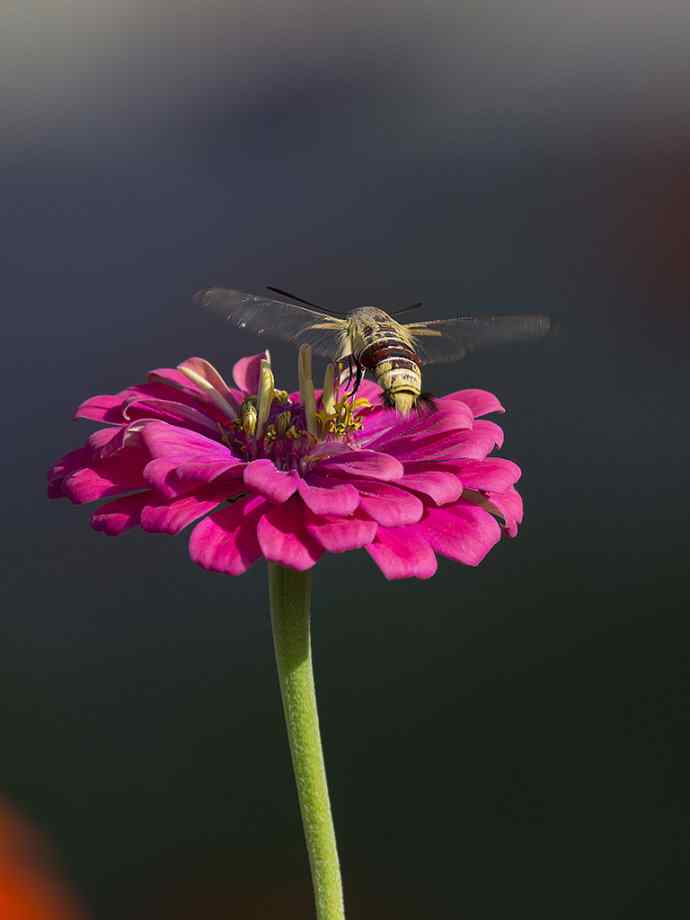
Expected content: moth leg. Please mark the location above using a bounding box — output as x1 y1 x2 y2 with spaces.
350 361 364 398
340 355 354 392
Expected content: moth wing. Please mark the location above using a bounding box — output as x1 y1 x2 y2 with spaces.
196 288 347 358
406 314 551 365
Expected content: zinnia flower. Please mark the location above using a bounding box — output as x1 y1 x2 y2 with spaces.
48 348 523 579
48 342 531 918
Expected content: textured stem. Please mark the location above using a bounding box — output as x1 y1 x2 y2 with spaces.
268 563 345 920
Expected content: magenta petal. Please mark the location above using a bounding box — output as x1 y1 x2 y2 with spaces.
189 495 266 575
138 375 226 414
473 419 504 450
47 446 91 498
348 481 424 526
367 403 473 455
484 487 524 537
316 449 404 482
177 357 236 398
87 426 126 455
144 456 243 500
147 367 200 393
354 410 401 447
244 459 299 503
74 394 125 423
141 421 233 464
257 497 323 571
304 510 377 552
176 459 244 486
366 527 437 580
397 427 499 462
63 452 147 504
355 379 384 401
91 492 150 535
396 471 462 506
122 397 220 434
141 482 241 535
420 503 501 566
143 459 179 498
297 478 360 516
232 353 266 393
440 389 505 417
455 458 521 491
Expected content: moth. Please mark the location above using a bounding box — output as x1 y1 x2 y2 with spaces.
196 287 550 414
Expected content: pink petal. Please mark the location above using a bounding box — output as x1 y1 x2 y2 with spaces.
232 353 266 393
483 487 524 537
348 481 424 526
138 377 226 412
143 457 243 500
178 357 236 398
354 379 384 402
189 495 267 575
454 458 521 492
256 497 323 571
316 450 404 482
440 389 505 417
419 503 501 566
288 388 323 405
473 419 504 450
297 478 360 516
244 459 299 503
47 446 91 498
396 471 462 506
364 402 472 454
74 394 126 423
176 459 245 486
148 367 201 393
354 409 400 446
90 492 151 535
87 426 127 456
141 421 233 464
62 451 148 504
366 527 437 580
122 397 220 435
141 482 243 535
395 426 499 462
304 510 377 552
142 458 179 497
400 459 469 476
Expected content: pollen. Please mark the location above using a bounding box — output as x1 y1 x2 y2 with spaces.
316 394 371 437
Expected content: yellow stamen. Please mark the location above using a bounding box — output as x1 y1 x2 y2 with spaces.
298 345 317 437
275 410 292 436
255 357 275 440
240 398 258 436
322 364 336 416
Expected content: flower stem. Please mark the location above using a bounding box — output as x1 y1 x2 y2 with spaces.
268 562 345 920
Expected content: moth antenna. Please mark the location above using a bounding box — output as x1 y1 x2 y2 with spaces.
266 286 347 317
391 301 423 316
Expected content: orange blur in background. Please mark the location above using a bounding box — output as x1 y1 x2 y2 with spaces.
0 802 86 920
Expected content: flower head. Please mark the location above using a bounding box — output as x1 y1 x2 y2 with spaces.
48 349 523 579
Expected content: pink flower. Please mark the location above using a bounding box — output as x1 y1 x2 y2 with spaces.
48 349 523 580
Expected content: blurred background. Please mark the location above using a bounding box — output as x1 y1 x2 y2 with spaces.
2 1 689 917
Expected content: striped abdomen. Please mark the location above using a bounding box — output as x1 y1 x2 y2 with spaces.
356 323 422 413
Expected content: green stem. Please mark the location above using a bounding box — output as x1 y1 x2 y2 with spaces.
268 563 345 920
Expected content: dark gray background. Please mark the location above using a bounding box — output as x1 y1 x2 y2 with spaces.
2 3 689 917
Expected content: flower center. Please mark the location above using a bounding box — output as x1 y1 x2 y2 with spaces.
219 392 371 472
